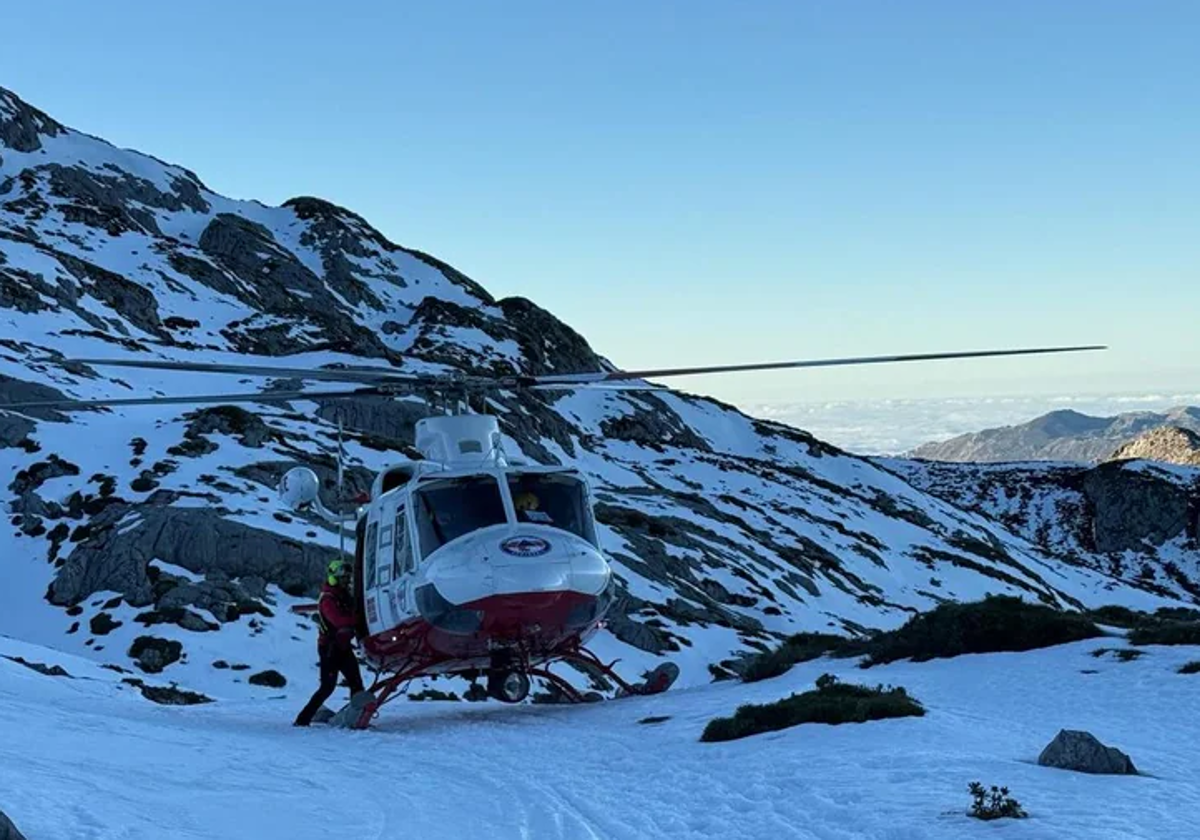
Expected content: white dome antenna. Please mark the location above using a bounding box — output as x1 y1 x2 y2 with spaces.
278 466 351 525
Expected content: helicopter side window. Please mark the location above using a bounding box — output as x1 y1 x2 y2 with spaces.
377 523 393 585
364 521 379 589
393 508 413 576
507 473 596 544
414 475 507 558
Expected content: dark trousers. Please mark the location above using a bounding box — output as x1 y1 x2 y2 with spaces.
294 643 365 726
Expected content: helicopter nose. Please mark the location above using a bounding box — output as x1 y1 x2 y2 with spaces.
489 534 609 597
417 529 611 630
415 533 616 640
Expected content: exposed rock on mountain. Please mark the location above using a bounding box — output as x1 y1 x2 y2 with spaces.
1107 425 1200 467
911 406 1200 464
0 85 1188 697
0 808 27 840
885 457 1200 601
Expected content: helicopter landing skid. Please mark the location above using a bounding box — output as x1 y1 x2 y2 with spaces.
531 649 680 704
337 650 680 729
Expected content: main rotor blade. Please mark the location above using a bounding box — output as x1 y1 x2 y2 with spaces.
2 387 389 411
529 345 1107 385
528 383 669 391
67 357 429 385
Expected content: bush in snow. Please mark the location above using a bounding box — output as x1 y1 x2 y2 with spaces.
1089 605 1200 634
700 673 923 742
1090 647 1145 662
861 595 1102 667
1178 661 1200 675
1085 604 1146 628
740 633 860 683
967 782 1027 821
1129 621 1200 647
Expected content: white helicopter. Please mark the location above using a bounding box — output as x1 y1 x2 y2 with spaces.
7 344 1103 728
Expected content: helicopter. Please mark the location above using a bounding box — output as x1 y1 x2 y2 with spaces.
4 343 1105 728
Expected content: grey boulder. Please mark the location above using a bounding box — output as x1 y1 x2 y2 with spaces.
1037 729 1138 775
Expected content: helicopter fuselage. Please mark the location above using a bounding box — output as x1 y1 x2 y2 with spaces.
347 459 615 678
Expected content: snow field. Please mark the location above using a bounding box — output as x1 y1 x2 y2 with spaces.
1 633 1197 840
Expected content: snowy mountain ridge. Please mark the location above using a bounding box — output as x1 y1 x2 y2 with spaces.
0 84 1187 706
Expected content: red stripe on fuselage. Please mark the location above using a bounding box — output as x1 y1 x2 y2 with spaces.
361 590 602 674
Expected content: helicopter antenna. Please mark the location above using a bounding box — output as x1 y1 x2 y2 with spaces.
336 416 345 565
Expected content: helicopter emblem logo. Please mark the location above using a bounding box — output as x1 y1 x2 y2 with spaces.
500 536 552 557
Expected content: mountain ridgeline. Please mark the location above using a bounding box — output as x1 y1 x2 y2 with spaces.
909 406 1200 464
0 85 1194 697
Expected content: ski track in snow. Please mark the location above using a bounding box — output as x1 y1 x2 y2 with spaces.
2 634 1198 840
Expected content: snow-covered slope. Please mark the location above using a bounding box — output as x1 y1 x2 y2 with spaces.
0 84 1186 704
3 631 1198 839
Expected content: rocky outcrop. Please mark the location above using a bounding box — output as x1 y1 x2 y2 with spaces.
178 406 276 449
1082 463 1194 553
497 296 604 376
249 669 287 688
192 213 398 360
1 86 63 153
1037 729 1138 775
889 457 1200 600
46 164 209 237
0 413 33 448
0 374 70 423
129 636 182 673
0 808 28 840
600 397 712 453
1108 426 1200 467
50 496 332 606
122 677 212 705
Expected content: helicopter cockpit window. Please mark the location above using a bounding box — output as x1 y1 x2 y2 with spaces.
414 475 507 557
507 473 596 544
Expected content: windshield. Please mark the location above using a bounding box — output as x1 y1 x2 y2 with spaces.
508 473 596 544
415 475 507 558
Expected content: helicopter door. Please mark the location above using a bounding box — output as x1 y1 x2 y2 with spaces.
362 506 386 638
386 504 415 624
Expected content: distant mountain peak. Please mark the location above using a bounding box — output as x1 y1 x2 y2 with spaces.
911 404 1200 464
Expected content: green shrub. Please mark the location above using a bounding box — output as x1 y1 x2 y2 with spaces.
1129 622 1200 646
741 633 861 683
1090 647 1145 662
861 595 1102 667
1178 661 1200 675
1154 607 1200 623
1085 605 1145 628
968 782 1027 820
700 673 924 742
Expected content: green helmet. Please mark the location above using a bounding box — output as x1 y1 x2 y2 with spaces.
327 558 351 586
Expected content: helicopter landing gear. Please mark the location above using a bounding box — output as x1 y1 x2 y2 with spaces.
486 670 531 703
528 650 681 704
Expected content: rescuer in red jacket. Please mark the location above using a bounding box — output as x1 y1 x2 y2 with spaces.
293 558 365 726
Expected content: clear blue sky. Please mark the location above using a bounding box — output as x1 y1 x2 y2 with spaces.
3 0 1197 405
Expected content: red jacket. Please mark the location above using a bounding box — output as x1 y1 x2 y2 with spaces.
317 582 357 651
